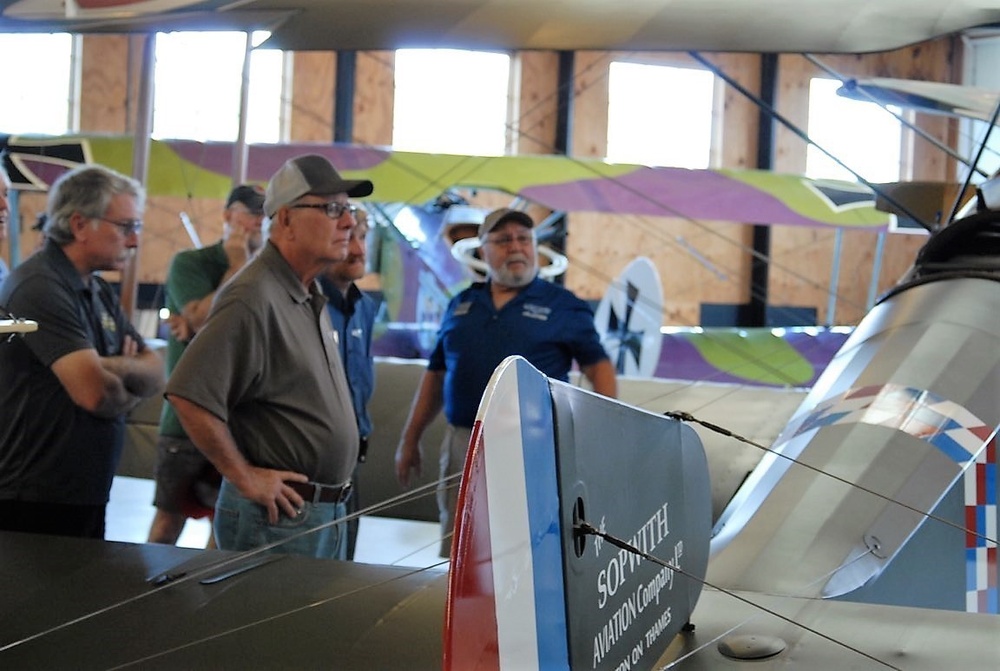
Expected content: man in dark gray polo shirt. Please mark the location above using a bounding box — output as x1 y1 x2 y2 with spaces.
0 163 164 539
165 155 373 559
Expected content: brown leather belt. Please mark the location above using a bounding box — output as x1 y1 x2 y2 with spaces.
287 480 353 504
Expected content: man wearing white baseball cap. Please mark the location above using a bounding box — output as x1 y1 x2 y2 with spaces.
166 155 373 559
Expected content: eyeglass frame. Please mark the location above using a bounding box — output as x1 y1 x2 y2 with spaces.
95 216 143 236
288 201 358 220
483 231 535 248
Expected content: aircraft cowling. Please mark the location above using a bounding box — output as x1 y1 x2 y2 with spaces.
707 213 999 601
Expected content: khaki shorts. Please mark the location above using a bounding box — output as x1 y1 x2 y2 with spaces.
437 424 473 558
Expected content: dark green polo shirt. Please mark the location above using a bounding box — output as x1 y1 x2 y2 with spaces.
159 241 229 438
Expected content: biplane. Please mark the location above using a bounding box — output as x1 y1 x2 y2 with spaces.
1 203 997 666
0 2 999 668
0 130 887 387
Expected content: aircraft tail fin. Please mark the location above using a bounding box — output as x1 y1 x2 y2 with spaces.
443 356 712 670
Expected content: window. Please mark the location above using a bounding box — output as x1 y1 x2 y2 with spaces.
153 31 284 143
961 32 1000 181
392 49 510 156
0 33 75 134
606 62 715 168
805 77 902 182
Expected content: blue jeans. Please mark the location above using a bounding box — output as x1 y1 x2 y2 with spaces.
213 479 348 559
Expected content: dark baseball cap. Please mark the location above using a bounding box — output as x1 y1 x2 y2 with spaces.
225 184 266 214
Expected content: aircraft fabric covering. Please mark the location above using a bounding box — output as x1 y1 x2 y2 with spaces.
1 134 892 230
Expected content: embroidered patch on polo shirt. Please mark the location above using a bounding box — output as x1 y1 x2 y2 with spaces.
522 303 551 321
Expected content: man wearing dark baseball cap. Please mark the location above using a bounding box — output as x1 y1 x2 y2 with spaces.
149 182 267 547
167 155 374 559
225 184 265 214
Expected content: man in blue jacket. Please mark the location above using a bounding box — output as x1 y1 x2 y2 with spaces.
320 208 377 560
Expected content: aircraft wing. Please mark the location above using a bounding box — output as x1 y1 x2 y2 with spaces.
6 350 997 670
662 588 1000 669
1 1 999 54
0 531 448 668
838 77 1000 122
2 529 995 670
1 134 892 230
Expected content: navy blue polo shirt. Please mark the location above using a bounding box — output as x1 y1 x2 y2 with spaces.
429 277 609 428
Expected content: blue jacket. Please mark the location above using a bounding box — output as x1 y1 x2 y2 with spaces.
320 277 377 440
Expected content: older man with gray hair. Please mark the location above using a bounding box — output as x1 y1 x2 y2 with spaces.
166 155 373 559
0 163 164 539
395 207 616 557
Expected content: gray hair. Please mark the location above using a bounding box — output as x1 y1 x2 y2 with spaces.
45 164 145 245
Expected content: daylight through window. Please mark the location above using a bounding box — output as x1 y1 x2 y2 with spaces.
805 77 902 183
153 31 283 143
0 33 74 134
392 49 510 156
607 61 715 168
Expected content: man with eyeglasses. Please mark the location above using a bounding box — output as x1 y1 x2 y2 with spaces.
395 207 617 557
0 163 165 539
319 208 377 560
166 155 373 559
147 184 265 548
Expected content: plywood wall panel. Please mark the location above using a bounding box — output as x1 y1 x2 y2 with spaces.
354 51 395 146
706 52 760 169
289 51 335 143
568 51 611 159
515 51 560 155
79 35 132 133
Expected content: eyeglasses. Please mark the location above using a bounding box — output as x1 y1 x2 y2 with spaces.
485 232 534 248
289 202 357 220
97 217 143 236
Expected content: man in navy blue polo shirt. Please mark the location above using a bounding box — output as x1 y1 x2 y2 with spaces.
319 208 377 560
394 207 616 556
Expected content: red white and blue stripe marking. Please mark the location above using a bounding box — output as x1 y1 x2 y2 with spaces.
795 383 998 613
965 438 997 613
445 357 569 670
